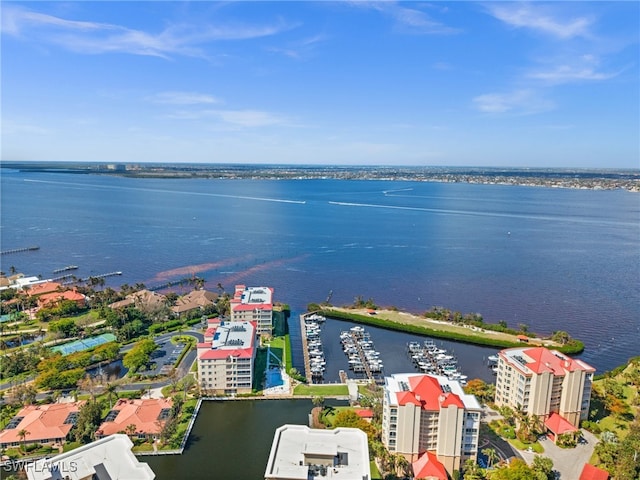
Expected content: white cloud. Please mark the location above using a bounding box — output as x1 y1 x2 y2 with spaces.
148 92 221 105
351 1 460 35
528 65 620 84
485 3 593 39
1 5 294 59
266 33 328 60
472 89 554 115
2 119 52 136
527 55 623 85
214 110 287 128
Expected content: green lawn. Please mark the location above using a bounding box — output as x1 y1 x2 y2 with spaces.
508 438 544 453
293 384 349 396
320 406 353 427
370 460 382 480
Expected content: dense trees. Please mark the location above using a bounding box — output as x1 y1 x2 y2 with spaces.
123 339 157 373
74 400 102 443
464 379 496 404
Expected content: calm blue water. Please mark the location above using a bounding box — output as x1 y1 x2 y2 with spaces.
1 169 638 374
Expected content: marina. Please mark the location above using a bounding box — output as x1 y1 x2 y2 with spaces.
407 340 468 386
340 326 384 383
301 313 327 383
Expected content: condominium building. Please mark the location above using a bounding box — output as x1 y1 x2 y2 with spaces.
25 434 155 480
230 285 274 336
197 320 257 395
494 346 595 428
264 424 371 480
382 373 481 475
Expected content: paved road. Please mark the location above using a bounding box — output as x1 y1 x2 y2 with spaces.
518 430 598 479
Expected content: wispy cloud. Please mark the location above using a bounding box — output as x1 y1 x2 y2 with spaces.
266 33 327 60
351 1 460 35
214 109 288 128
1 119 52 136
485 3 593 39
1 5 294 59
163 108 289 128
527 55 623 85
147 91 221 105
472 89 554 115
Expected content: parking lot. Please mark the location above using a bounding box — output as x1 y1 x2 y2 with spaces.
139 338 186 376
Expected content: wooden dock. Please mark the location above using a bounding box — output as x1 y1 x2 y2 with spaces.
348 331 375 382
1 246 39 255
299 314 312 383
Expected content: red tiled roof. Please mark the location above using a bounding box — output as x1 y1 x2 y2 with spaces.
412 451 448 480
579 464 609 480
0 402 84 445
395 375 464 411
39 290 85 305
545 412 578 435
96 398 173 437
354 409 374 419
26 282 62 296
199 347 253 360
523 347 594 375
231 303 273 311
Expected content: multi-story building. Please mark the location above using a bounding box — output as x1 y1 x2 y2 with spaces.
230 285 274 336
382 373 481 475
264 424 371 480
197 320 257 395
494 346 595 428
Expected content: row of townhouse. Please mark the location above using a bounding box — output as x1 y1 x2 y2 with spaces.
0 398 173 450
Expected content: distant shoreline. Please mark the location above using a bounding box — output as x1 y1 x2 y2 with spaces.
1 161 639 192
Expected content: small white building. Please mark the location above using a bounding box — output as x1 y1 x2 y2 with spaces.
25 434 155 480
264 424 371 480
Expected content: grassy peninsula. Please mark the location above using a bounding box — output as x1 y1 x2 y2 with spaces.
313 305 585 355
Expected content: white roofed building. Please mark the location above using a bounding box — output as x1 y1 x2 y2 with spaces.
25 434 155 480
230 285 274 336
197 320 257 395
264 424 370 480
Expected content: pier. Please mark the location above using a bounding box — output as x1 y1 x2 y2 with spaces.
80 271 122 281
1 246 39 255
340 327 384 384
299 314 312 383
53 265 78 274
407 340 468 385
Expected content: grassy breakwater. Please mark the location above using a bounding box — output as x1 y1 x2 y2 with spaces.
317 308 585 355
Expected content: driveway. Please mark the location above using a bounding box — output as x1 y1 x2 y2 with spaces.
519 430 598 479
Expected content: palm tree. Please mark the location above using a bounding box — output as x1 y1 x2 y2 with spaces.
482 447 498 468
395 454 410 477
17 428 30 453
125 424 137 437
105 383 118 410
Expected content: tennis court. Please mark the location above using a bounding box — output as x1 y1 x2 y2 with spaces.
51 333 117 355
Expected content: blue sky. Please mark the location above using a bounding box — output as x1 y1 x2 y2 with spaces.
2 1 638 167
